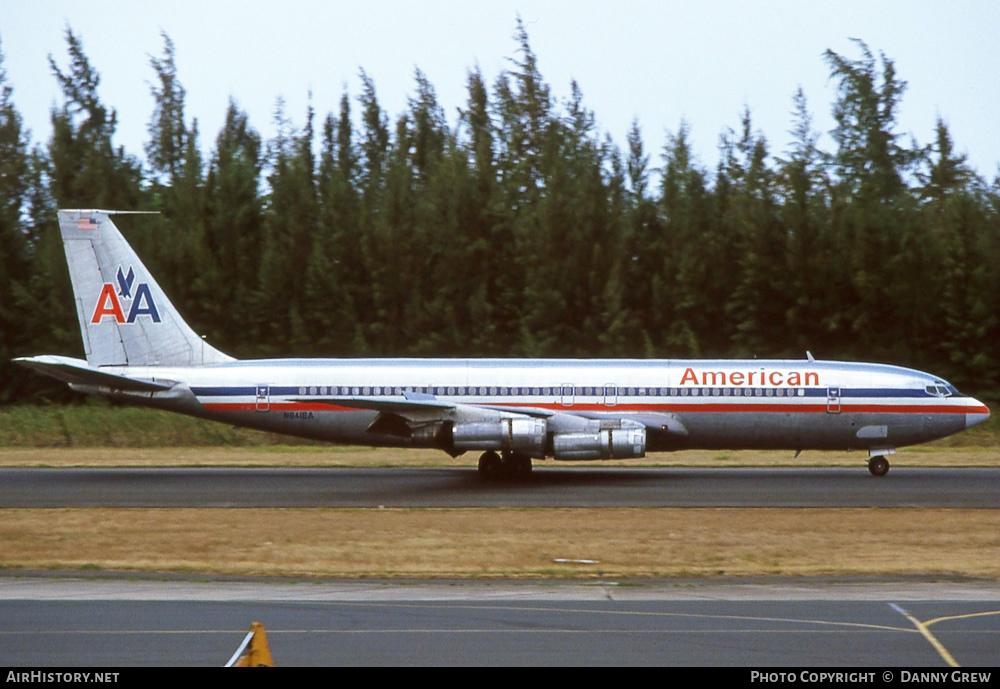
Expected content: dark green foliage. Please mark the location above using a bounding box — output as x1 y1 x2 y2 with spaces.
2 27 1000 405
145 32 187 187
47 28 141 211
305 97 362 355
0 40 41 402
199 100 264 355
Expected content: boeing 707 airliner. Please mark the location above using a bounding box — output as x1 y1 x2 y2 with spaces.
15 210 991 478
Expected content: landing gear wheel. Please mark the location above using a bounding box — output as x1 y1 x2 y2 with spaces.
868 455 890 477
505 452 533 478
478 451 503 480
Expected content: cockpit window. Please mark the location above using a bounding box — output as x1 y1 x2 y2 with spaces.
925 382 953 397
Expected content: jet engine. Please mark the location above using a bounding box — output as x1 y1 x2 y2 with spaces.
552 427 646 460
451 418 547 456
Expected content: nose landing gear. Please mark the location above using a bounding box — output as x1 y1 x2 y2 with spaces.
867 455 890 477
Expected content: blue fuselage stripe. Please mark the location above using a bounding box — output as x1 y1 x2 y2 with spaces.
190 385 941 399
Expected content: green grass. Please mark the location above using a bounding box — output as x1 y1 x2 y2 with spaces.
0 402 311 447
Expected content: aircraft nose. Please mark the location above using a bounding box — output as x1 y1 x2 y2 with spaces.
966 400 991 429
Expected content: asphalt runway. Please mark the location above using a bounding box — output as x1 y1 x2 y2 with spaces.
1 579 998 666
4 466 999 666
2 466 999 507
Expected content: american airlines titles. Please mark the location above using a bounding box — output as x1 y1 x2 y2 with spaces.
679 367 819 387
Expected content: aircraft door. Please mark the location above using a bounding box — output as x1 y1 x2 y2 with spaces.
255 385 270 412
560 384 574 407
604 384 618 407
826 387 841 414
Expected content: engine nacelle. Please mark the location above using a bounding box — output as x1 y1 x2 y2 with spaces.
552 427 646 461
451 418 547 456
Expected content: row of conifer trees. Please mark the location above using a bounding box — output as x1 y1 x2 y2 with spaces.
1 25 998 403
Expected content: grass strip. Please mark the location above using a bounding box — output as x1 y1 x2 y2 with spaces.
2 508 998 579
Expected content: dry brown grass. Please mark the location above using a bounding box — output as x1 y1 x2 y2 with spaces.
3 447 997 580
3 508 999 579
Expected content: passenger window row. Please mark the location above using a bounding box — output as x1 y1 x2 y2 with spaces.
295 385 809 398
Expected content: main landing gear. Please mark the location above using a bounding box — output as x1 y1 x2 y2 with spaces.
867 455 890 477
478 451 533 480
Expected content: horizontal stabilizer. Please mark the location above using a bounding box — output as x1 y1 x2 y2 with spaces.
13 355 177 393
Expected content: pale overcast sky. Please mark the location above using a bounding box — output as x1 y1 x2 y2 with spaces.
4 0 999 179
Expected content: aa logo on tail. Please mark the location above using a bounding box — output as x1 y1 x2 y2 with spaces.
91 266 161 324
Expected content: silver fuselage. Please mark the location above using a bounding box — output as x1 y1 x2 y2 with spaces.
80 357 990 457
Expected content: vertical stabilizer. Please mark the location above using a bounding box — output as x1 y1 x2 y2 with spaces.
58 209 233 367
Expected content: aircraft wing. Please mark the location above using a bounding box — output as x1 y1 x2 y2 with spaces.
473 406 687 435
471 404 557 418
13 355 178 393
292 393 527 447
291 393 688 440
602 411 689 436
